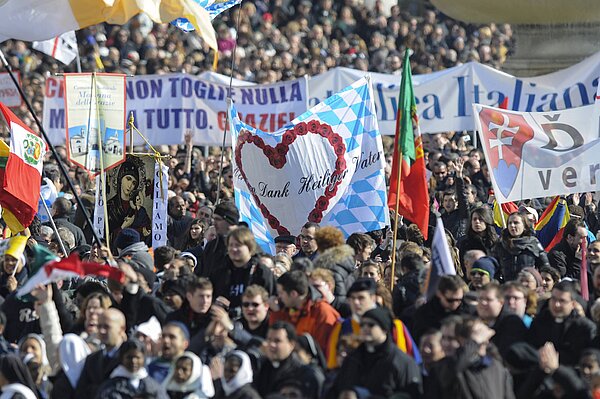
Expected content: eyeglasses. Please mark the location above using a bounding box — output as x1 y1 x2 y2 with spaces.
298 234 315 241
443 296 463 304
242 302 261 308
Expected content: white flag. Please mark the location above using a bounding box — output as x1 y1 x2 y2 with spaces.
32 31 78 65
431 218 456 275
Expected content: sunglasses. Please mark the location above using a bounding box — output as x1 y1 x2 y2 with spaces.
443 296 463 304
242 302 261 308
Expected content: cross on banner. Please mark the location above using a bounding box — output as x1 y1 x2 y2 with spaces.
488 114 518 159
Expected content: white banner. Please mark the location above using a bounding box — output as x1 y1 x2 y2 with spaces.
473 103 600 202
43 74 308 146
152 162 169 248
0 72 21 108
32 31 78 65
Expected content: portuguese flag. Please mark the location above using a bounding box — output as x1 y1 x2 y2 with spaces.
0 103 46 232
387 49 430 239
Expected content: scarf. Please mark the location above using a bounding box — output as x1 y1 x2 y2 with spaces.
110 365 148 389
220 351 253 397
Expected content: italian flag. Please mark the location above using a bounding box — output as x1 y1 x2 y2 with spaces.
0 103 46 232
387 49 430 239
0 0 216 50
18 251 124 298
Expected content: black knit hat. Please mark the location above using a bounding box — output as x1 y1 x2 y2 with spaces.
214 202 239 225
114 228 140 251
362 307 393 334
161 279 186 299
275 235 296 245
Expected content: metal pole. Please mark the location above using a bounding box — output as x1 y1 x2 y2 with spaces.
39 196 68 256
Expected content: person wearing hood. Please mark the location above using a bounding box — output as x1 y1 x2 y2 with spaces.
313 227 356 304
206 227 276 318
0 237 29 299
163 351 214 399
0 354 39 399
18 335 51 399
96 339 167 399
492 212 549 282
49 334 90 399
213 351 259 399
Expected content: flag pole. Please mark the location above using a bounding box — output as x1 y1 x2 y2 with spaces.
39 195 68 257
390 149 403 291
92 73 112 252
0 49 104 248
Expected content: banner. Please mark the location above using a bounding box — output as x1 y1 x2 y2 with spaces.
230 77 390 253
32 31 78 65
473 103 600 202
94 154 168 249
64 73 126 175
44 74 308 146
0 72 21 108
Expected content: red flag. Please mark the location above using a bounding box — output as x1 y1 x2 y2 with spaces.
388 50 430 239
0 103 47 230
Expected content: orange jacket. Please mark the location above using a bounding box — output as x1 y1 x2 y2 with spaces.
270 298 340 355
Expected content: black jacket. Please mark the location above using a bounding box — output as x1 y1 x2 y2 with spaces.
118 286 171 330
528 309 596 366
492 236 549 282
96 375 168 399
165 303 212 338
457 233 496 268
411 295 471 344
548 239 578 278
75 349 121 398
313 245 356 303
208 255 276 317
425 341 515 399
393 269 421 317
48 216 87 247
254 353 319 397
490 307 528 357
197 234 228 277
331 337 422 399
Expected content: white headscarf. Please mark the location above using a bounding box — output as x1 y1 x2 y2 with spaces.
164 351 214 398
58 334 91 387
0 383 37 399
220 350 253 396
18 333 49 368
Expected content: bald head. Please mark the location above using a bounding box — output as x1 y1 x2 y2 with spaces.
99 308 126 349
464 249 486 278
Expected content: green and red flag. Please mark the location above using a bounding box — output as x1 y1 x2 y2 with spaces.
387 49 430 239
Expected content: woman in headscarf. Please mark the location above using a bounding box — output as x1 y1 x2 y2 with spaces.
213 351 259 399
163 351 214 399
0 354 38 399
96 339 167 399
50 334 90 399
18 335 50 399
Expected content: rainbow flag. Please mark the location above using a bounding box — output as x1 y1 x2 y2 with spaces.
535 196 570 251
493 200 518 228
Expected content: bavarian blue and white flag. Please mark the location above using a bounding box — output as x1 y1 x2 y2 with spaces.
229 76 389 254
172 0 242 31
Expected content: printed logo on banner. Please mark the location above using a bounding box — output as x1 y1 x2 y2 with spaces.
478 108 533 197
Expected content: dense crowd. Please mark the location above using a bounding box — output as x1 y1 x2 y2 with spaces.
2 1 598 399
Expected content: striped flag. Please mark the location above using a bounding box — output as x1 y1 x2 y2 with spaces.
0 103 46 232
493 200 518 228
534 196 570 251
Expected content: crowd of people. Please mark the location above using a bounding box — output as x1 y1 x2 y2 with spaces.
0 0 597 399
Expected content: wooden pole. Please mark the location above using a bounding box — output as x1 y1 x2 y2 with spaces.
389 151 403 291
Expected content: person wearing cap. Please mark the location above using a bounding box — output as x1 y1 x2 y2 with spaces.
327 278 420 369
197 201 239 277
548 219 588 279
0 236 28 298
468 256 497 291
331 307 422 399
476 282 527 357
275 235 297 258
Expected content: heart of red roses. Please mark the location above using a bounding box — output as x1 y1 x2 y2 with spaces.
235 120 347 235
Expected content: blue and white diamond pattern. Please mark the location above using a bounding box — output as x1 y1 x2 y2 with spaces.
171 0 242 31
230 77 389 253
